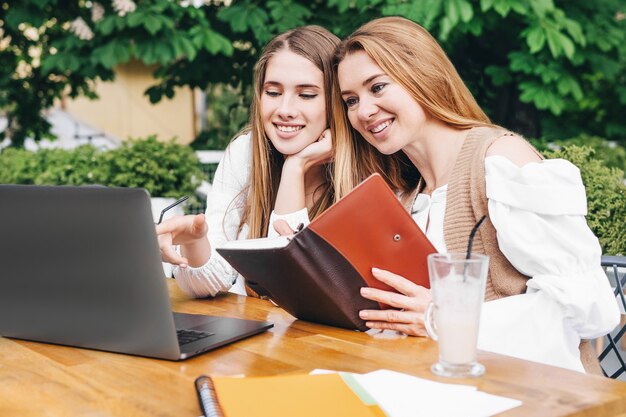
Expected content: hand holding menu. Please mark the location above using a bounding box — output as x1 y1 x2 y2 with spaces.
217 174 437 331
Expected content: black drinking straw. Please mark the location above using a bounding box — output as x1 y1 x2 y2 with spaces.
466 215 487 259
463 215 487 282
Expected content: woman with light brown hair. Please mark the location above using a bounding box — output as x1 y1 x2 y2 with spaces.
156 26 341 297
334 16 618 374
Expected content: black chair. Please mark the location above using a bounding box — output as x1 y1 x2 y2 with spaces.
598 255 626 379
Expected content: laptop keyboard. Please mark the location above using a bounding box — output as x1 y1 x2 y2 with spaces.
177 329 215 346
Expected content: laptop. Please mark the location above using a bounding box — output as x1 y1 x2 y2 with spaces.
0 184 273 360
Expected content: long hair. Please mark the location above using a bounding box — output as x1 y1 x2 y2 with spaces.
333 16 492 199
240 26 340 238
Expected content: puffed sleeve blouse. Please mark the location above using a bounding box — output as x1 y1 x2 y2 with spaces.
172 133 311 298
411 155 620 372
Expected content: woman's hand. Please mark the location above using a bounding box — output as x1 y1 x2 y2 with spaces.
359 268 432 336
155 214 209 266
274 129 332 216
285 128 333 171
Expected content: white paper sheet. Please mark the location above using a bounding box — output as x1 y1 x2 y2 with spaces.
351 369 523 417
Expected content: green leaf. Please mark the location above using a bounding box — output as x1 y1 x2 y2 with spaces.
218 5 251 32
127 11 145 28
181 37 198 60
458 0 473 22
564 19 585 46
557 32 575 60
557 77 583 100
485 65 512 86
5 7 44 29
336 0 351 13
545 28 562 58
202 29 234 56
65 55 81 72
98 16 117 36
247 7 269 30
135 40 160 65
93 43 119 68
510 0 528 14
466 19 483 36
480 0 494 12
144 15 163 35
493 0 511 17
445 0 460 27
526 25 546 53
382 1 443 30
439 16 453 40
508 51 534 74
529 0 554 18
114 41 131 64
547 94 564 115
424 0 444 29
519 81 542 103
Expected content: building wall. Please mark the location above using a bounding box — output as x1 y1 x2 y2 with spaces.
64 60 196 145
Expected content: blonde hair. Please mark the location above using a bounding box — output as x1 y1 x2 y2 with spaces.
333 16 492 199
239 26 340 238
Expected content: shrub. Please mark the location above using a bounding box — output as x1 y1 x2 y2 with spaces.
0 147 41 184
0 137 205 199
530 136 626 173
33 146 110 186
104 136 204 198
553 136 626 173
544 145 626 256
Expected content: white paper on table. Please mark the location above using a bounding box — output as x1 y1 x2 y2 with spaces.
351 369 523 417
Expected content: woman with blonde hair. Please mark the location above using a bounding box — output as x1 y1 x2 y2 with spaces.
334 16 618 374
157 25 341 297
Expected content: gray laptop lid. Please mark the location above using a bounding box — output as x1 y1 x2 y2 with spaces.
0 185 272 360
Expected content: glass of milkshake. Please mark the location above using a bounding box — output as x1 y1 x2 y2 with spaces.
424 253 489 378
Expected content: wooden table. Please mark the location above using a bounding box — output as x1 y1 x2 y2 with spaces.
1 279 625 417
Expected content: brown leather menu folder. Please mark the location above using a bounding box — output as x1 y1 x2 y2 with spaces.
216 173 437 331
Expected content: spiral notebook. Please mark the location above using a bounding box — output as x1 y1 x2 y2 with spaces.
199 373 386 417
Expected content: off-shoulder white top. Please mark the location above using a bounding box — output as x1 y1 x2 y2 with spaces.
411 156 619 372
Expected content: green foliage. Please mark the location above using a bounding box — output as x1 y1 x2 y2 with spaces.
1 0 625 147
0 147 44 184
552 136 626 172
531 135 626 172
33 146 110 186
544 145 626 256
193 83 251 150
0 137 205 198
104 136 204 198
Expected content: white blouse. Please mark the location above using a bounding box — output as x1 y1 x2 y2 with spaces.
411 155 619 372
172 134 310 298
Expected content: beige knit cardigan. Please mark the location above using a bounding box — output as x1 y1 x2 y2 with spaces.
442 126 601 375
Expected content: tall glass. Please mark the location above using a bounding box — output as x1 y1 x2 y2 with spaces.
424 253 489 378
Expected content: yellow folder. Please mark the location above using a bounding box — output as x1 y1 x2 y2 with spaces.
212 373 386 417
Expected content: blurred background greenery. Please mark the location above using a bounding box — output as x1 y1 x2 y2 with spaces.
1 0 625 150
0 0 624 253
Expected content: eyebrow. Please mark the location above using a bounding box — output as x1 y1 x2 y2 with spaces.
340 73 386 95
264 81 321 89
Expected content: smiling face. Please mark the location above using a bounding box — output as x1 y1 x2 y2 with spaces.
338 50 427 155
260 49 327 156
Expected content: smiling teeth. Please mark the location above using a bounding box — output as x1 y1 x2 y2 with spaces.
371 120 392 134
276 125 303 133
